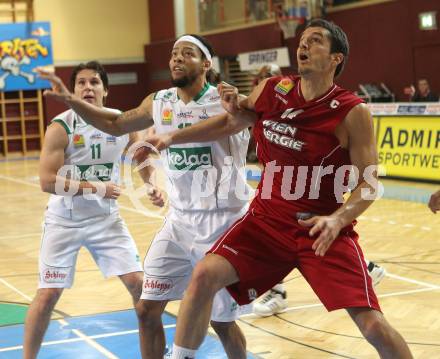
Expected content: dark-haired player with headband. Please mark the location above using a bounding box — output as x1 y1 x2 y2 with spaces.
38 35 250 359
142 20 413 358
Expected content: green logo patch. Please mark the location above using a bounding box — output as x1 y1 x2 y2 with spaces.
75 163 114 181
168 147 212 170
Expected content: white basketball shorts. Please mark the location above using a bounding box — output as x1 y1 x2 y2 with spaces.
39 211 142 289
140 206 248 322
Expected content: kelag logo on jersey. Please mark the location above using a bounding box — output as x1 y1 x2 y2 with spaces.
162 108 173 125
75 163 114 181
275 78 294 95
167 147 212 170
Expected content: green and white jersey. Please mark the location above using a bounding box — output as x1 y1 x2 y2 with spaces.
153 84 251 211
46 108 129 220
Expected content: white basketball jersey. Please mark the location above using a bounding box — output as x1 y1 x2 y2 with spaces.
152 84 251 211
46 109 129 220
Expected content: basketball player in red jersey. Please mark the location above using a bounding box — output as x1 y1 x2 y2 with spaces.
150 19 413 359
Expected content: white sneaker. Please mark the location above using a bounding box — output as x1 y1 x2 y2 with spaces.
163 347 172 358
253 289 288 317
367 261 386 286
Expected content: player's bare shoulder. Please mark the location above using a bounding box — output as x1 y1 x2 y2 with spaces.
244 78 271 110
334 102 372 149
46 120 69 146
344 103 375 144
345 103 373 127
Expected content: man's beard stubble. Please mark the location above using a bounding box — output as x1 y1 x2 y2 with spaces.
171 71 200 88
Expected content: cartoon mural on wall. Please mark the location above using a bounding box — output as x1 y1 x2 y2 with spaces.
0 22 53 92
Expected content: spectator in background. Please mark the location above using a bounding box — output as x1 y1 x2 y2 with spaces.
207 69 222 86
247 64 282 162
410 78 439 102
253 63 282 87
248 0 269 21
428 190 440 213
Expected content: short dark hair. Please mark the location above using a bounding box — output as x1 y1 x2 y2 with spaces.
70 61 109 91
305 19 349 78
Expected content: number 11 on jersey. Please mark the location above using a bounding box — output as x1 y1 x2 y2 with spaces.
91 144 101 159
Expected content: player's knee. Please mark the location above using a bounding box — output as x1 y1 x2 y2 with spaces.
210 320 235 336
120 272 143 300
36 288 63 309
359 315 391 345
135 300 164 324
190 263 219 295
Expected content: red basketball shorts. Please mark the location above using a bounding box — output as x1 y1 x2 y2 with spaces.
208 209 380 312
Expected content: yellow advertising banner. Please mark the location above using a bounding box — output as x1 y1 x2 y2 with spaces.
375 116 440 181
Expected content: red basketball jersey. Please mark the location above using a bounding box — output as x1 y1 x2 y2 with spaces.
252 75 363 221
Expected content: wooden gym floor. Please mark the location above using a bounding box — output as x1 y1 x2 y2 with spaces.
0 156 439 358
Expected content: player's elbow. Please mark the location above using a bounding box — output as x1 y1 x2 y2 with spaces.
40 176 55 193
105 123 125 137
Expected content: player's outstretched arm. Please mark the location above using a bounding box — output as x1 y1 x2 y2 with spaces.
145 80 269 151
299 103 379 256
330 103 380 225
37 69 154 136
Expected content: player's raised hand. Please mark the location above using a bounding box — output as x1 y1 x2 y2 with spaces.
36 68 72 103
144 133 172 152
218 81 240 114
298 216 344 256
104 182 121 199
147 186 165 207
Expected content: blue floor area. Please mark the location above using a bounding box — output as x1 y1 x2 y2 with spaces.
0 310 256 358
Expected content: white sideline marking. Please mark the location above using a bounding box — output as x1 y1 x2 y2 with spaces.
0 277 33 302
0 324 176 352
385 273 439 289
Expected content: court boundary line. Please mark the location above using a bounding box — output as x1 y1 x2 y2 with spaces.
0 278 33 302
0 322 176 353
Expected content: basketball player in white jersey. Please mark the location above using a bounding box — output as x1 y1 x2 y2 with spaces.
37 35 250 359
24 61 147 359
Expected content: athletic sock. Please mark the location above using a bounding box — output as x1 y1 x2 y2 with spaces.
171 344 196 359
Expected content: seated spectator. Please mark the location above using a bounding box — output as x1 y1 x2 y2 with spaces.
253 63 282 87
410 78 439 102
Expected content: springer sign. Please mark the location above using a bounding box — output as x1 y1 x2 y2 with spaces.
238 47 290 71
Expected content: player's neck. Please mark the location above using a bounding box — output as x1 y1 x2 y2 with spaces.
177 77 207 104
300 74 334 102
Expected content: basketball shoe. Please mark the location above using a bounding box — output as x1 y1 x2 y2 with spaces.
253 284 287 317
367 260 386 287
